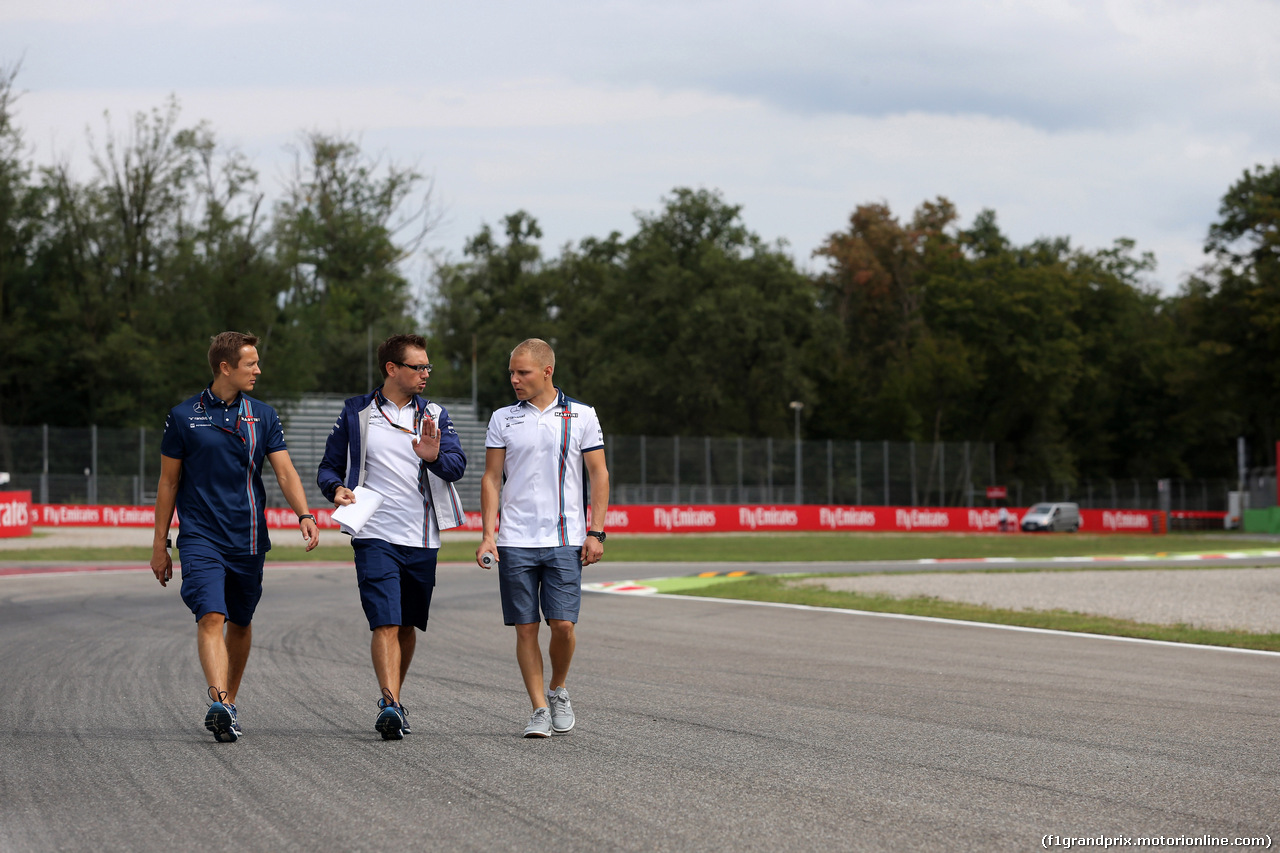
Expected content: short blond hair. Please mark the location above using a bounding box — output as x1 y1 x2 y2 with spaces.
511 338 555 369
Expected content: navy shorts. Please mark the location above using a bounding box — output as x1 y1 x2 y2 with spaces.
178 541 265 626
496 546 582 626
352 539 438 631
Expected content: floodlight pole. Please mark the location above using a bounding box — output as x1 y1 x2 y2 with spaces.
790 401 804 505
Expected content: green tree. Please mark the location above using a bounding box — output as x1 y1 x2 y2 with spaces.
428 211 560 408
274 133 433 394
812 198 975 442
1173 163 1280 472
564 188 822 437
0 61 48 473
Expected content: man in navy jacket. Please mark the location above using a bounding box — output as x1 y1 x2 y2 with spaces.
317 334 466 739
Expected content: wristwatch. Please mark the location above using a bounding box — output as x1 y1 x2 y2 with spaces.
586 530 606 543
298 513 315 523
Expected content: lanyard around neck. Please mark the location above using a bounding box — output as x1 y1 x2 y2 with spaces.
202 389 246 445
376 391 423 436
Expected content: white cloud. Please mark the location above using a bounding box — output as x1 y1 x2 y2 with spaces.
0 0 285 26
1 0 1276 291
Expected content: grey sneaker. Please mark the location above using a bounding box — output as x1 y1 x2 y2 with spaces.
523 707 552 738
548 686 574 733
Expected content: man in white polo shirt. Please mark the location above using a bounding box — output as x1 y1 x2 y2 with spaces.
318 334 466 740
476 338 610 738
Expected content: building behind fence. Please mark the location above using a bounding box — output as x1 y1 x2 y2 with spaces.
0 394 1250 516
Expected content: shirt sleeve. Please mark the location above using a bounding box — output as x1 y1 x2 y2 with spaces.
484 412 505 449
580 406 604 453
264 408 287 454
159 407 186 459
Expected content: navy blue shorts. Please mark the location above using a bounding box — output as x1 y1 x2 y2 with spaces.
178 541 265 626
352 539 438 631
496 546 582 626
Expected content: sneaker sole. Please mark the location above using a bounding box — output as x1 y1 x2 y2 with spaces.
523 729 552 738
376 709 404 740
552 721 574 733
205 704 237 743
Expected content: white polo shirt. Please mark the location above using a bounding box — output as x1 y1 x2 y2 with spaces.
485 388 604 548
358 394 440 549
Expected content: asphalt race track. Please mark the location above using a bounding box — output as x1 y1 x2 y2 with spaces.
1 561 1276 852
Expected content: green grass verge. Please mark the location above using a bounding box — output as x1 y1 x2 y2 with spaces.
595 532 1258 563
0 531 1265 565
671 574 1280 652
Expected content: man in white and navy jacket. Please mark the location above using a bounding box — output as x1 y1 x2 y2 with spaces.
317 334 466 740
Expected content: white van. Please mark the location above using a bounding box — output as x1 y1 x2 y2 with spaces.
1020 502 1080 533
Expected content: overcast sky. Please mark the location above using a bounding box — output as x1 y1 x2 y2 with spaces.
3 0 1277 292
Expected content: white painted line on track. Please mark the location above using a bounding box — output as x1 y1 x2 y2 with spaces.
587 588 1280 658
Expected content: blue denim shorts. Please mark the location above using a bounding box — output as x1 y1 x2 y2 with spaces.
353 538 438 631
496 546 583 626
178 541 265 626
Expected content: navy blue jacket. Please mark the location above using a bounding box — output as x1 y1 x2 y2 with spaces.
317 391 467 529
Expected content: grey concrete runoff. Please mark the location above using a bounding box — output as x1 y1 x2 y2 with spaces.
797 567 1280 634
1 562 1276 853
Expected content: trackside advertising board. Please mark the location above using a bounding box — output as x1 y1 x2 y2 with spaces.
0 491 33 538
24 503 1169 534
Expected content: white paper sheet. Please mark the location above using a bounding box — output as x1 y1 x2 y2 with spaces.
330 486 386 535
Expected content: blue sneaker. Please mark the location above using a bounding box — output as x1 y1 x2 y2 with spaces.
204 687 238 743
399 704 411 735
226 702 243 738
375 688 404 740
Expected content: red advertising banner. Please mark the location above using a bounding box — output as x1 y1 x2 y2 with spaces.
985 486 1008 500
24 503 1168 534
593 505 1167 534
0 491 34 538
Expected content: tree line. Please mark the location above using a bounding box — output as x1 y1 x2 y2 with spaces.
1 70 1277 484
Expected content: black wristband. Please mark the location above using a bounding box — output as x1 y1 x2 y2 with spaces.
298 514 315 522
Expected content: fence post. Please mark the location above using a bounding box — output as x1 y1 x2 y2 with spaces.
883 440 889 506
794 434 802 506
40 424 48 504
940 443 946 506
640 435 647 502
673 435 680 503
705 437 712 503
827 440 833 505
766 438 773 503
138 426 146 504
90 424 98 505
910 442 917 507
737 437 743 503
856 440 862 505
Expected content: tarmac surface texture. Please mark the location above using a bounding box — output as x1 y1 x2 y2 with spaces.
1 558 1276 852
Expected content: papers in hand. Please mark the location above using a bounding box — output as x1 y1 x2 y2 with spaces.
331 486 385 535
